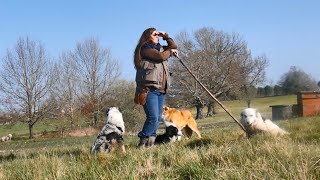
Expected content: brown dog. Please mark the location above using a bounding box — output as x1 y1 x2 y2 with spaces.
162 106 201 138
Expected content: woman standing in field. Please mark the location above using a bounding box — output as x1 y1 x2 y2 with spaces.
133 27 177 148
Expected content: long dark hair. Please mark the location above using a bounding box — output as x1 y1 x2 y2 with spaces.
133 27 156 69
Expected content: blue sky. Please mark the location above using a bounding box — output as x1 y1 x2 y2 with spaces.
1 0 319 84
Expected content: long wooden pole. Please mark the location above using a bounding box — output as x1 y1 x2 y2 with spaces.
174 53 247 133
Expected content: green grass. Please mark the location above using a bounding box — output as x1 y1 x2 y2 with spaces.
0 95 319 179
0 117 319 179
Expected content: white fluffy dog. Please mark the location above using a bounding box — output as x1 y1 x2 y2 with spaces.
1 134 12 142
240 108 289 137
91 107 125 154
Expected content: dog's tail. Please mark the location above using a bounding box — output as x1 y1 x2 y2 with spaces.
187 117 202 138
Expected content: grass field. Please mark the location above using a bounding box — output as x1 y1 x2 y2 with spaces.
1 95 319 179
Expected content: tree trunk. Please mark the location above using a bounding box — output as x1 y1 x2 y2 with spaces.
195 104 204 119
70 120 75 128
247 99 251 108
207 101 217 117
28 123 34 139
70 106 75 128
92 112 98 127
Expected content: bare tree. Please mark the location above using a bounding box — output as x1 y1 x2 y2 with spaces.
0 37 56 138
171 27 250 119
53 51 78 128
238 54 268 107
71 38 121 126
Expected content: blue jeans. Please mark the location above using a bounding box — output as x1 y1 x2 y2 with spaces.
138 89 165 138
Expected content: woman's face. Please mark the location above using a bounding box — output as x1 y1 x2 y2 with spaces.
150 31 159 44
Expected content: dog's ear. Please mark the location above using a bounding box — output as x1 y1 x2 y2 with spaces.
166 126 178 136
255 109 262 119
163 106 169 111
106 108 111 116
117 107 122 112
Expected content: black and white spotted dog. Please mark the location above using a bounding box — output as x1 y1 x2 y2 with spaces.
155 125 182 144
91 107 126 154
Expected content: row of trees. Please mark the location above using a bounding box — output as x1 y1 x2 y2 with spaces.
255 66 319 97
0 37 121 138
0 27 318 138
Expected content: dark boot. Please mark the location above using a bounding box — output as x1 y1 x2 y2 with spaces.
138 137 148 149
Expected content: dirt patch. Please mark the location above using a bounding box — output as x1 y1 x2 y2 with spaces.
200 121 236 129
66 127 98 137
38 127 99 139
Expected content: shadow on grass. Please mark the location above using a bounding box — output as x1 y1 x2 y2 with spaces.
0 153 16 162
185 137 214 149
